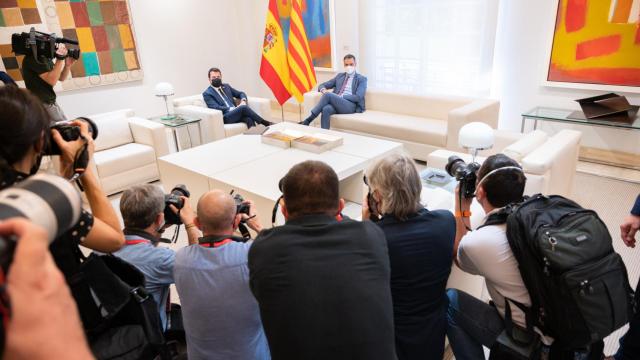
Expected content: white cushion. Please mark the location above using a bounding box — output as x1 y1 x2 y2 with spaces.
224 123 248 137
94 143 156 178
92 113 134 151
331 111 448 147
366 90 472 119
502 130 548 162
173 95 206 108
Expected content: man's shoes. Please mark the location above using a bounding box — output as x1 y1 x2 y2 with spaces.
261 120 274 127
298 120 308 126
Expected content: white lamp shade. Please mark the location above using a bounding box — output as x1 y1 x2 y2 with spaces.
458 122 494 150
154 82 174 96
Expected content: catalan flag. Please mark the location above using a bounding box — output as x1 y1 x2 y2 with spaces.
260 0 292 105
260 0 317 105
287 0 317 102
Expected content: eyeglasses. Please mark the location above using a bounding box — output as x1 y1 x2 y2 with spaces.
363 175 369 186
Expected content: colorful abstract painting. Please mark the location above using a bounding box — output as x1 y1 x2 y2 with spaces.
548 0 640 88
0 0 42 26
0 0 142 90
277 0 334 70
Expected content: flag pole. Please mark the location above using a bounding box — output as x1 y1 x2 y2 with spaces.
281 106 285 123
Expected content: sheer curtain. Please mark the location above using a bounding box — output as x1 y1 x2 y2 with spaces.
359 0 500 97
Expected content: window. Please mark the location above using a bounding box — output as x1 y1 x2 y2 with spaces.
360 0 499 97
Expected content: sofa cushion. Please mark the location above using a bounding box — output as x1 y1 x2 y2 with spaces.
92 113 134 151
173 95 206 108
331 111 447 147
224 123 248 137
502 130 548 162
94 143 156 178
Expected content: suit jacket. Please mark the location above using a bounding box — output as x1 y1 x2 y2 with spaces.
632 194 640 216
248 214 396 360
202 84 247 115
319 72 367 113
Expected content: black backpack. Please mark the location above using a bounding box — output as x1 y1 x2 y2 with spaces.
486 194 634 350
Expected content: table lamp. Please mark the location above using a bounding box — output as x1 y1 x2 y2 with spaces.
154 82 176 120
458 122 494 162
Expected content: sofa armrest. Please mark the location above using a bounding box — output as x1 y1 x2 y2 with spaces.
128 117 171 158
303 92 322 117
247 96 271 121
446 99 500 152
175 105 225 143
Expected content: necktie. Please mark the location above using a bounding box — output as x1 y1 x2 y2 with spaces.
338 75 350 95
218 88 231 107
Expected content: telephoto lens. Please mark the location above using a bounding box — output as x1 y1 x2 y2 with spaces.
0 174 82 269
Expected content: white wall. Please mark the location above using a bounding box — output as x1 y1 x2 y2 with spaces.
491 0 640 154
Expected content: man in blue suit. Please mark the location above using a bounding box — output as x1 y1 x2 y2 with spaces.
300 54 367 129
203 68 272 128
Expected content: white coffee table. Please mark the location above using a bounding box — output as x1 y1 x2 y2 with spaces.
158 123 403 227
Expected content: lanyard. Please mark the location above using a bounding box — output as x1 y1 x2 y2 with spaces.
198 239 233 248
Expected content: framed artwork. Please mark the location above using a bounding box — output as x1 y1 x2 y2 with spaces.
544 0 640 93
0 0 142 91
277 0 336 72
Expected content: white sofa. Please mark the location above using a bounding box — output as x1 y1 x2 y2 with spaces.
427 129 583 197
88 109 170 195
172 94 272 142
303 90 500 161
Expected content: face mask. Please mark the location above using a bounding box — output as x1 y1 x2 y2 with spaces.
211 78 222 87
345 66 355 75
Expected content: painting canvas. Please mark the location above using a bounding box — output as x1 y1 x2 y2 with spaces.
0 0 142 90
547 0 640 90
277 0 335 70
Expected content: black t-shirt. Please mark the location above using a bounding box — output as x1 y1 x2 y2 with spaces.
248 214 396 360
21 55 56 105
376 208 455 360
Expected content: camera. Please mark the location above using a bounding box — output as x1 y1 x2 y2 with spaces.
46 117 99 155
445 156 480 198
164 185 190 225
232 193 251 215
12 27 80 60
0 174 82 270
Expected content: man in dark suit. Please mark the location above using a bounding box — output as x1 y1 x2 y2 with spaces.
248 160 396 360
300 54 367 129
203 67 271 128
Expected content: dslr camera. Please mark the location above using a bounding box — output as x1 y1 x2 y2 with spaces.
46 117 99 155
12 27 80 60
446 156 480 199
164 185 190 225
232 193 251 215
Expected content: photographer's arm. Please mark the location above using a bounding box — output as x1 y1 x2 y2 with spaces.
38 45 68 87
173 198 200 246
241 200 263 234
59 57 76 82
453 185 472 266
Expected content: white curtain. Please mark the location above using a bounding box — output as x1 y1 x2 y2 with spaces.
359 0 500 97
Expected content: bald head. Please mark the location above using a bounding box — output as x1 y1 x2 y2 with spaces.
196 190 237 235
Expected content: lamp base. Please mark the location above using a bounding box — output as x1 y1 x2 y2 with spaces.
160 114 177 121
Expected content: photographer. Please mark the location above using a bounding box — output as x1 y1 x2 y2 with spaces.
21 43 75 122
0 86 124 282
112 184 182 331
173 189 269 359
0 218 93 360
363 153 455 360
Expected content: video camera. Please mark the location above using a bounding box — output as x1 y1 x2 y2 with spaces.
164 185 190 226
0 174 82 271
445 156 480 199
46 117 99 155
12 27 80 61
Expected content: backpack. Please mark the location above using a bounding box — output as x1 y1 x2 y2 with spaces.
68 253 172 360
485 194 634 351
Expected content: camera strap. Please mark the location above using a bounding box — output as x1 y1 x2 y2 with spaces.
198 235 246 248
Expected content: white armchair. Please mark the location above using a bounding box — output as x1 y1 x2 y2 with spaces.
427 129 582 197
88 109 170 195
303 90 500 161
172 94 272 143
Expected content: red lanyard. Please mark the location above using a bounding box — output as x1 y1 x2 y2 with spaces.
125 239 151 246
199 239 233 248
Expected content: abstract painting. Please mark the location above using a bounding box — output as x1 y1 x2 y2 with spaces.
0 0 42 26
547 0 640 90
277 0 334 70
0 0 142 90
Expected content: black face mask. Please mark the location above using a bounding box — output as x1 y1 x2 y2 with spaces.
211 78 222 87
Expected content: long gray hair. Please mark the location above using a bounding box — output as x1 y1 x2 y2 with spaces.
366 153 422 220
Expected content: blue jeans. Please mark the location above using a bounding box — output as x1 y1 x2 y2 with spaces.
446 289 597 360
304 92 356 129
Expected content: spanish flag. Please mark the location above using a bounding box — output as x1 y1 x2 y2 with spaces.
260 0 292 105
287 0 317 103
260 0 317 105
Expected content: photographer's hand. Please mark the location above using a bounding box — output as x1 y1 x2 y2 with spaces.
171 197 199 245
0 219 93 360
241 200 263 233
52 119 95 179
621 214 640 248
55 44 68 58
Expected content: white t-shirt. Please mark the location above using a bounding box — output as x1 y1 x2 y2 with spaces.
457 210 553 344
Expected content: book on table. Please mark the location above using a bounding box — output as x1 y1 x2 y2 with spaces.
261 129 306 148
291 133 343 153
